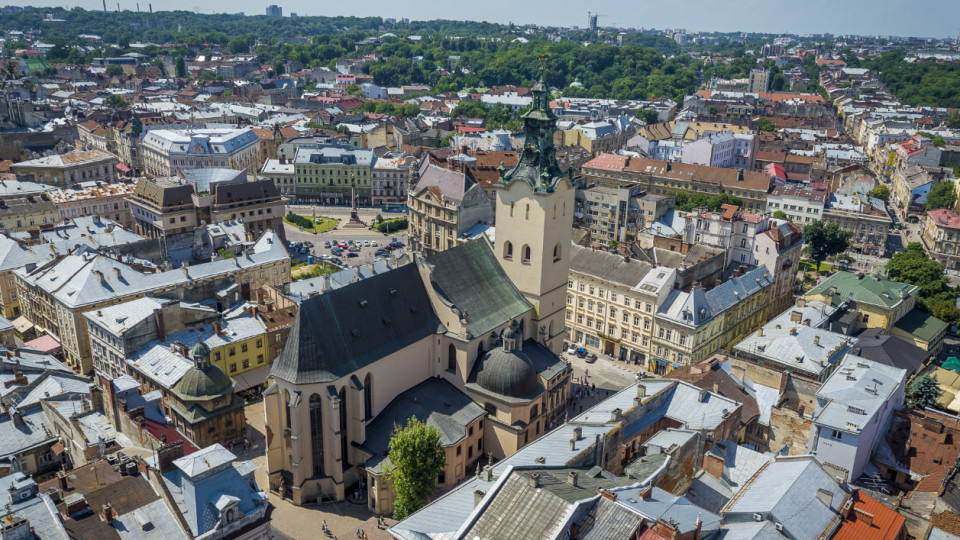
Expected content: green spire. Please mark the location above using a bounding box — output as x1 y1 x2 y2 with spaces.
499 58 566 192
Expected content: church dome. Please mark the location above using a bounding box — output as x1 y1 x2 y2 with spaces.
569 77 584 88
190 340 211 360
173 364 234 401
475 348 538 398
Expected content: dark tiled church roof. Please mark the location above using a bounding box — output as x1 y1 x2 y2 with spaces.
425 239 531 338
270 263 444 385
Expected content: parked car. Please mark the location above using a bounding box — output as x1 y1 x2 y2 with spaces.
330 257 343 265
585 354 598 364
347 252 359 258
576 347 587 358
566 344 577 355
348 245 361 252
304 241 313 248
371 241 378 247
363 240 370 247
375 249 389 257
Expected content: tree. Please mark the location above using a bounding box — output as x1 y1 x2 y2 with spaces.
175 55 186 78
104 94 128 108
907 374 942 409
758 117 775 132
607 240 618 249
949 110 960 129
273 62 285 76
886 242 958 316
931 300 960 325
802 221 853 273
384 417 446 520
926 181 956 211
105 64 123 77
773 210 790 220
868 184 891 204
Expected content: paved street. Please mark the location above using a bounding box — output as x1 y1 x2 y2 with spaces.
283 204 411 267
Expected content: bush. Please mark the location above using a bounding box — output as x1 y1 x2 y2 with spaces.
375 217 407 233
285 212 313 229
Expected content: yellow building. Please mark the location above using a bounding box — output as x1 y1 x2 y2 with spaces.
0 194 59 232
804 271 918 333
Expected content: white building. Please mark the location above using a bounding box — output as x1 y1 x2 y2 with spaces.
807 354 907 482
140 127 261 177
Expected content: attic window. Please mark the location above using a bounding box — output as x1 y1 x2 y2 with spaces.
359 299 368 307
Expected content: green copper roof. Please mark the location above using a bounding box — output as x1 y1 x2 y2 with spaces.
498 64 570 193
172 363 234 402
805 271 919 309
894 309 949 343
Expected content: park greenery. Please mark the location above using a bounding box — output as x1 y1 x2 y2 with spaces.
773 210 790 221
886 242 960 324
868 185 891 204
374 217 408 233
801 221 853 274
852 50 960 108
384 417 446 520
926 181 957 211
283 212 339 233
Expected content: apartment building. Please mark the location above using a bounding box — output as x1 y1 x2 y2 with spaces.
14 230 289 374
582 155 771 213
11 149 119 187
0 194 58 232
49 181 135 230
291 145 376 205
805 271 919 333
765 184 828 224
140 127 261 177
822 193 892 256
579 183 674 246
408 163 493 255
371 152 416 206
923 208 960 270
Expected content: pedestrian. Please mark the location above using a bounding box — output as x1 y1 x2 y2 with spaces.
592 383 596 393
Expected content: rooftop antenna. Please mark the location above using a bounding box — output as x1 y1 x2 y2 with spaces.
149 3 152 12
102 0 107 11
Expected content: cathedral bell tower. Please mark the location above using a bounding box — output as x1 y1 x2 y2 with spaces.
494 60 574 354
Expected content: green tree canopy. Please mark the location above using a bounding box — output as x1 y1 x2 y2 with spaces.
926 181 957 211
175 55 186 78
886 242 958 320
105 64 123 77
773 210 789 220
907 374 942 409
385 417 446 520
673 192 743 212
104 94 128 108
949 110 960 129
758 117 775 132
869 184 891 204
802 221 853 273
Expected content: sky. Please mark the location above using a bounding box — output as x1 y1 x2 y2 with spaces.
8 0 960 38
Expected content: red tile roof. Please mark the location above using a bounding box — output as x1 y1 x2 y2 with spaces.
832 490 905 540
929 209 960 230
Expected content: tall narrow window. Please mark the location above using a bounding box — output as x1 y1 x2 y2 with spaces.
525 204 530 220
503 241 513 260
363 373 373 420
338 387 349 468
447 344 457 372
510 202 514 217
284 390 291 429
522 245 531 264
553 243 561 262
309 394 324 476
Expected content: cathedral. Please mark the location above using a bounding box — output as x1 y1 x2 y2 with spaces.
264 69 576 513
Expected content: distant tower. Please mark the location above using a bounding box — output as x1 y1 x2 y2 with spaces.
494 60 575 354
587 11 598 33
265 4 282 16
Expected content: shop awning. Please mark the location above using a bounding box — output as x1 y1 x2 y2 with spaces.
116 163 131 173
231 364 272 392
12 316 34 334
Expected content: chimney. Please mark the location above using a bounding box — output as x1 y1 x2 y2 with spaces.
480 465 492 482
637 384 646 398
213 320 223 336
814 336 820 346
529 473 541 488
57 471 68 491
573 426 583 440
611 408 622 422
473 489 485 507
63 495 88 517
11 409 23 428
704 452 725 480
89 385 103 411
789 327 797 336
570 438 576 451
712 382 719 394
638 486 652 499
157 440 185 473
100 502 116 522
153 309 165 342
568 471 579 487
322 273 332 292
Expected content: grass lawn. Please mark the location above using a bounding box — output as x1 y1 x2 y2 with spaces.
291 262 338 281
798 260 836 274
283 214 339 233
